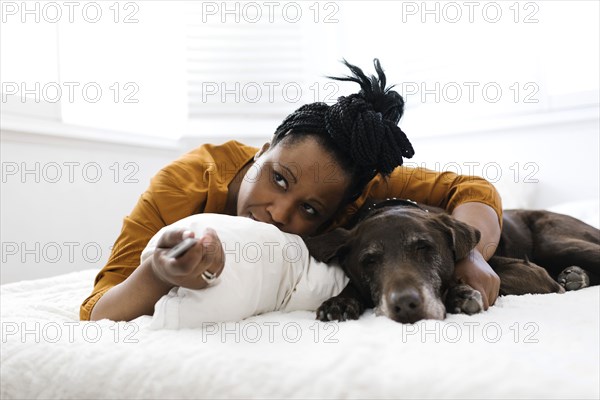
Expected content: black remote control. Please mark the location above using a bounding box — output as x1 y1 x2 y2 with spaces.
166 237 198 258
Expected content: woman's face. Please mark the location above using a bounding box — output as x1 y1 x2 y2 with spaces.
236 136 351 236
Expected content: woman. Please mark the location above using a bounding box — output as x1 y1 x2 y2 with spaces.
82 59 502 322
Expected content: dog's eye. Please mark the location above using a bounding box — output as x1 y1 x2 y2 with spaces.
415 240 432 252
359 253 382 268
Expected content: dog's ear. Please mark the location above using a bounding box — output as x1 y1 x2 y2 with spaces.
304 228 351 263
435 214 481 261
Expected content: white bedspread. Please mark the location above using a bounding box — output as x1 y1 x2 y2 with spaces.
1 268 598 399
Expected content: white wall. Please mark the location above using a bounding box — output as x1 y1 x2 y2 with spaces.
0 132 175 284
0 130 269 284
2 117 598 284
409 118 600 210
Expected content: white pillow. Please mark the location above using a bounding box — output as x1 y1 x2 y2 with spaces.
141 214 348 329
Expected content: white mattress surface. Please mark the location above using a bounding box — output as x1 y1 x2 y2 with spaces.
1 268 598 399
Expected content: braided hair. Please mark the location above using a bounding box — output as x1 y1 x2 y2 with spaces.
271 58 415 202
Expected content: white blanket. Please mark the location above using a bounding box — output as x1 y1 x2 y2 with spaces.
1 269 598 399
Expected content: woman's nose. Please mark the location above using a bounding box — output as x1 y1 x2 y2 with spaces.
266 199 294 228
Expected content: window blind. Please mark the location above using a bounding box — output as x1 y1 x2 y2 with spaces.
185 4 308 120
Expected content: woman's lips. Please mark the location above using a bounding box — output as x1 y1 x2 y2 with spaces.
249 211 273 225
249 212 268 224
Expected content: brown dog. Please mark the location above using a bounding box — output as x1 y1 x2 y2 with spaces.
305 199 600 324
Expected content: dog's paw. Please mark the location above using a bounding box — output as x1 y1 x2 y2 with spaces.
558 266 590 291
445 284 484 315
316 296 364 322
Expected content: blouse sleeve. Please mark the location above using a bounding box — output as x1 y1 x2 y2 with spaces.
334 166 503 229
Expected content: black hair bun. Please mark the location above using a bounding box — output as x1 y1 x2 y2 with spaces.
325 58 414 175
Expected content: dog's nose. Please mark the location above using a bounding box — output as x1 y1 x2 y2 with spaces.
388 288 422 323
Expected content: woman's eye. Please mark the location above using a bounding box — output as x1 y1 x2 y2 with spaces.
302 203 317 216
273 172 287 190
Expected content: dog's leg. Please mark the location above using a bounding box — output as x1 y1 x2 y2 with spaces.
533 238 600 289
316 282 367 322
488 256 565 295
445 282 484 315
557 266 591 291
523 211 600 288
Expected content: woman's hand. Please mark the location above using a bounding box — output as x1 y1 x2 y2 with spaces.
151 228 225 289
454 249 500 310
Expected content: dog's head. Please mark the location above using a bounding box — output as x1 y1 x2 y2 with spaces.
307 205 481 323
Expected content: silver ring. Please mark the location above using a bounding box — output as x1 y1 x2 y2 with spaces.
201 269 220 286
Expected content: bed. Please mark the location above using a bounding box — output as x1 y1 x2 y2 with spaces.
1 200 599 399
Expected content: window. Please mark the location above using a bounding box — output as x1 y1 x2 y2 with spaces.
2 1 598 142
335 1 599 136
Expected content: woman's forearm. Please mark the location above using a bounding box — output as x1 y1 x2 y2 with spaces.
89 257 173 322
451 202 501 260
451 202 502 308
